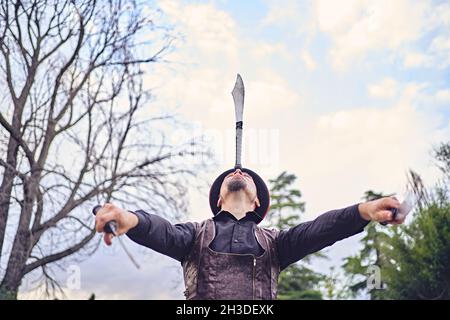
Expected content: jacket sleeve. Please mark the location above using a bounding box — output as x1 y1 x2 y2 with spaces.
126 209 196 262
276 204 370 270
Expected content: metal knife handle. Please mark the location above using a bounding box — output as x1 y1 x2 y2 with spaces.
380 207 398 226
235 121 243 169
92 205 117 235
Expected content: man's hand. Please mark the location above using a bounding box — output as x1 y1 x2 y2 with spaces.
95 203 139 245
358 197 404 225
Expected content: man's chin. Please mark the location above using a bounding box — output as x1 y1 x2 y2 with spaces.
227 180 247 192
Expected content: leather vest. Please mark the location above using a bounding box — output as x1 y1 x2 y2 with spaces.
182 219 280 300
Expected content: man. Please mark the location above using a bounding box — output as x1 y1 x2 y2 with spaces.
95 167 403 300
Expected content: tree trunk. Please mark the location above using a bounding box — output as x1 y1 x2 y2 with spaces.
0 175 39 300
0 112 24 265
0 225 30 300
0 281 19 300
0 224 32 300
0 157 17 264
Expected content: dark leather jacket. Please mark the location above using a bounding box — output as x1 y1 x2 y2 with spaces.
182 219 279 300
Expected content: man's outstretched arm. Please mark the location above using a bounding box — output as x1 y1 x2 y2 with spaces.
276 197 401 270
94 203 196 262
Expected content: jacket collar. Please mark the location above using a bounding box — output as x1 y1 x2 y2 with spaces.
213 210 260 223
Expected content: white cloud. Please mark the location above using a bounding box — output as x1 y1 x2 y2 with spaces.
285 83 447 221
401 3 450 69
261 0 316 35
301 50 316 70
430 2 450 28
250 42 292 61
403 52 429 68
247 72 300 112
368 78 397 98
402 28 450 69
261 0 298 27
429 35 450 68
435 89 450 103
159 0 239 59
315 0 362 34
315 0 432 69
263 0 450 70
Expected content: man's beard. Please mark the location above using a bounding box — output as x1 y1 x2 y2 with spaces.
227 179 246 192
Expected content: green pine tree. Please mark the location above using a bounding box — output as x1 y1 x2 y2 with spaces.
341 191 393 299
382 198 450 299
381 149 450 299
263 171 325 300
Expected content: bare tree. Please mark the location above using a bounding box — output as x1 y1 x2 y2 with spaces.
0 0 207 299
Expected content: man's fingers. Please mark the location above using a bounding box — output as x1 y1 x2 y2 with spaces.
94 205 108 232
95 211 117 233
382 197 400 210
104 233 114 246
378 210 393 222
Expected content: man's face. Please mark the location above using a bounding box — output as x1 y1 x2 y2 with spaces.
219 169 259 206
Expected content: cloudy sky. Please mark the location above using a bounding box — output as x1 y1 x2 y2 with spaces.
20 0 450 299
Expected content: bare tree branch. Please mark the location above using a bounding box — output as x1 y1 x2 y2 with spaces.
24 228 95 275
0 112 35 165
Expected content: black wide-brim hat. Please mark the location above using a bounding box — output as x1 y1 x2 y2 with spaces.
209 168 270 224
